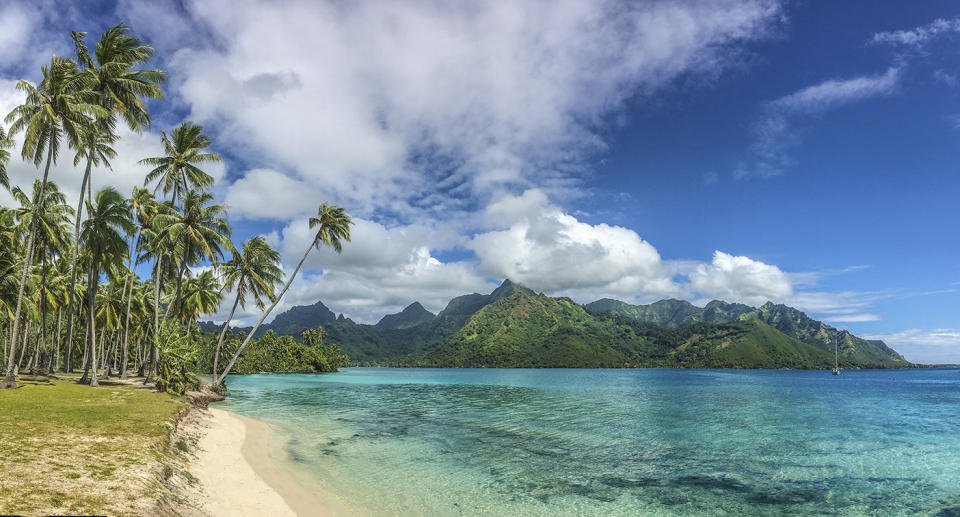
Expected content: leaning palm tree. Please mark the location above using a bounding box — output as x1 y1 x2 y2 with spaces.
71 24 165 133
211 236 282 378
79 187 134 386
3 56 106 385
140 122 220 206
215 203 352 386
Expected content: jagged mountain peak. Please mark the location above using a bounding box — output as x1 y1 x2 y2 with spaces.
490 278 536 299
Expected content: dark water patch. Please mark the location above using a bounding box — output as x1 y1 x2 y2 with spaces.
598 475 664 489
675 474 752 493
747 488 822 505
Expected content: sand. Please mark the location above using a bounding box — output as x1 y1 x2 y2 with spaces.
192 407 336 517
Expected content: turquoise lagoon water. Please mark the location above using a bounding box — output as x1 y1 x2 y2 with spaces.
217 368 960 516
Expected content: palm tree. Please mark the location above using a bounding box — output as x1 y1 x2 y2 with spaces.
79 187 134 386
71 24 165 133
118 187 153 378
140 122 220 206
3 56 106 385
136 203 176 381
181 270 222 335
10 180 74 262
152 190 232 320
0 124 11 190
212 236 283 380
62 126 117 373
215 203 352 385
11 180 73 372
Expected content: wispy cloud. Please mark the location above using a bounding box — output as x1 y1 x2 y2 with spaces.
822 313 881 323
871 18 960 47
736 68 900 179
861 328 960 364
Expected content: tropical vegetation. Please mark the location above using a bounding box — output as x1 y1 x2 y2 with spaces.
0 23 353 391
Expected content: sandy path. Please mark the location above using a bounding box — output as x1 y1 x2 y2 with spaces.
193 408 335 517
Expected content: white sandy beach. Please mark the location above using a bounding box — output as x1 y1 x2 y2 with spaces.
192 408 336 517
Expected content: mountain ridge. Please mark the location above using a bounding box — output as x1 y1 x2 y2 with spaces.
201 279 910 368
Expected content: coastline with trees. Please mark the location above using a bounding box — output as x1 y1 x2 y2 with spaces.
0 23 352 516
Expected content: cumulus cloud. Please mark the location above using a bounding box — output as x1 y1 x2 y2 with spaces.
140 0 785 219
737 68 900 179
469 189 681 300
688 251 793 305
241 216 490 323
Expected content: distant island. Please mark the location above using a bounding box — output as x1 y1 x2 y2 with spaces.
201 279 910 370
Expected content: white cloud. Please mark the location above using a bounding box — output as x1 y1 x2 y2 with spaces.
223 169 320 221
860 328 960 364
871 18 960 47
0 3 40 65
738 68 900 179
244 216 490 323
210 188 890 325
769 68 900 114
688 250 793 306
151 0 784 219
468 189 681 300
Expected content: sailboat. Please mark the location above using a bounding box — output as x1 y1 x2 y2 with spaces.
832 336 840 375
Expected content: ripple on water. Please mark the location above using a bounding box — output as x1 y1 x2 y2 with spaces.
219 368 960 516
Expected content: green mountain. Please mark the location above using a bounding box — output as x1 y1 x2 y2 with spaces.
402 292 843 369
198 299 337 337
202 279 910 369
324 279 536 361
375 302 435 330
585 297 909 367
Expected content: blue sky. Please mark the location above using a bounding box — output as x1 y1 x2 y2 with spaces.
1 0 959 362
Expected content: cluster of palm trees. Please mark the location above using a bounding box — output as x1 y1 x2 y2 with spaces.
0 24 353 390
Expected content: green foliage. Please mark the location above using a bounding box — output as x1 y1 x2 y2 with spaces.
231 329 346 374
154 321 199 395
193 326 348 375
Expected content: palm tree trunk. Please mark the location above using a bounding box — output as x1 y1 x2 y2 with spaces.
4 130 55 386
120 268 133 379
62 158 92 373
216 238 316 386
79 322 89 377
16 320 31 374
169 243 190 319
213 290 242 378
97 325 107 376
145 256 161 383
49 307 62 373
88 256 100 387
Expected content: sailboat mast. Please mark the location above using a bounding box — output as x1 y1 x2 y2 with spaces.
835 337 839 369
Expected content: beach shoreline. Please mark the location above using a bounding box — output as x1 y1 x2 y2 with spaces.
189 407 342 517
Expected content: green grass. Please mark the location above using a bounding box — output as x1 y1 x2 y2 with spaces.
0 376 186 516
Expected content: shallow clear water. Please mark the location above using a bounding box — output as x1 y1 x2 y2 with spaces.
218 368 960 516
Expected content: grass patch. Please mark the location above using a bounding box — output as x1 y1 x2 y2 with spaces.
0 377 186 516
